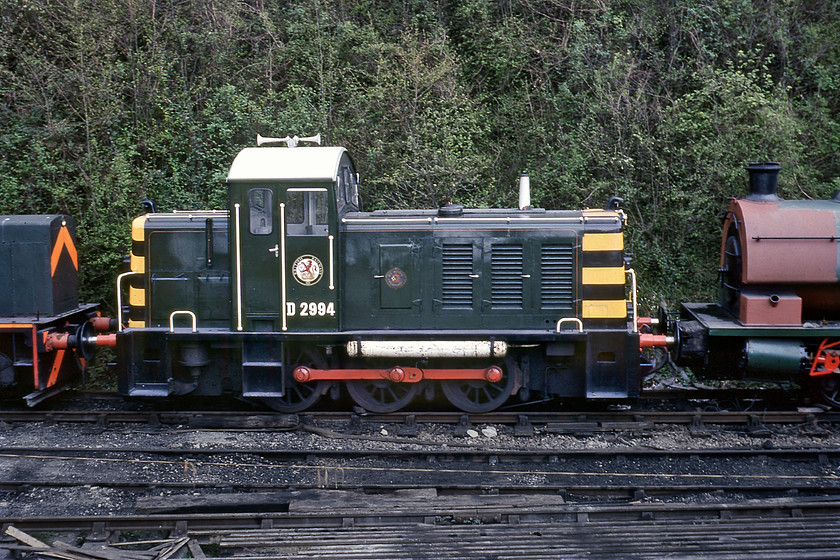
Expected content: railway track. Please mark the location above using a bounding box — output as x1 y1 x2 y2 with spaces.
0 384 818 420
3 480 838 499
3 493 840 559
4 443 840 464
212 516 840 560
0 408 834 433
5 491 840 528
3 393 839 557
2 443 839 517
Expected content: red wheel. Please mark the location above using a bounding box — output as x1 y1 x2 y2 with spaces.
261 348 330 413
346 379 419 413
440 364 514 413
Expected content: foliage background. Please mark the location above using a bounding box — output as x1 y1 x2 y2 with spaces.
1 0 838 312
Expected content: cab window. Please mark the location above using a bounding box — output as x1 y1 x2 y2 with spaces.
337 164 359 213
286 188 328 236
248 189 273 235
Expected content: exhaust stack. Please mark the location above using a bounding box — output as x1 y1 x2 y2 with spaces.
518 174 531 210
744 162 782 202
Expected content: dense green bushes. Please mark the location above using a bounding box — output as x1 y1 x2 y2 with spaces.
1 0 838 310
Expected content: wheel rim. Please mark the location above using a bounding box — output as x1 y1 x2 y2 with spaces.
346 379 419 413
816 375 840 408
441 368 514 413
261 348 329 413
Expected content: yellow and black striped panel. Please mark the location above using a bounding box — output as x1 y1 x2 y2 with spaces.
129 216 147 328
580 233 626 321
131 216 147 274
581 233 624 266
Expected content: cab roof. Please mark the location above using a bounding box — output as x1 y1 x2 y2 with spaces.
226 146 349 182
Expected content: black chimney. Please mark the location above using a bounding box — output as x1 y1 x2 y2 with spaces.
744 162 782 202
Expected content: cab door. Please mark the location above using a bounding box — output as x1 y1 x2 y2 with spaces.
280 187 337 331
234 186 283 332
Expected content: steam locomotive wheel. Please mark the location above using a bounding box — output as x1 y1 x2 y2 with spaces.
346 379 419 413
261 348 330 413
815 374 840 409
441 366 514 413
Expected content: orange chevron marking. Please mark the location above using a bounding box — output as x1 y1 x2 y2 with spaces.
50 224 78 276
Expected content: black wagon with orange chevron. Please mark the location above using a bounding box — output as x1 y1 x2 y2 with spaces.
115 134 670 413
0 215 115 405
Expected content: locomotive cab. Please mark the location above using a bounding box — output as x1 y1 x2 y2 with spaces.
226 141 356 333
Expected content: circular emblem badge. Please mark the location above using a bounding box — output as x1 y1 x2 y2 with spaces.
385 267 407 289
292 255 323 286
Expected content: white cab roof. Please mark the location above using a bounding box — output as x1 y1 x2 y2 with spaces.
227 146 348 182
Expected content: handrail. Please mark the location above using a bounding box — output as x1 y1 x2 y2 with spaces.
169 310 197 333
116 271 139 332
234 203 243 331
626 268 638 333
556 318 584 333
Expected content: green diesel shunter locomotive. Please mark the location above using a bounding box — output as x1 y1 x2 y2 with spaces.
118 136 664 412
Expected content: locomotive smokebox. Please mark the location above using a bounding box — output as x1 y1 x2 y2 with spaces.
744 162 782 202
